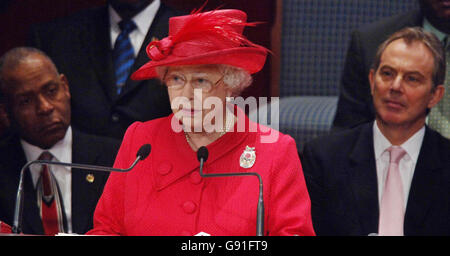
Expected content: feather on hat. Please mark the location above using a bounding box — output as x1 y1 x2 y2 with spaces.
131 8 268 80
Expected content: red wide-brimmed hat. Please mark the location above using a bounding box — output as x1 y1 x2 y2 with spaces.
131 9 268 80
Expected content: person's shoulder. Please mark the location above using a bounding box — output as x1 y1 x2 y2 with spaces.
356 9 422 38
125 115 172 138
61 5 108 22
0 133 26 179
75 128 120 145
0 132 22 158
73 128 121 154
425 127 450 160
0 130 24 148
31 5 107 31
304 122 370 153
0 131 18 147
136 115 171 129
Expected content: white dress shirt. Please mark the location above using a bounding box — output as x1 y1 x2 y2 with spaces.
373 122 425 209
109 0 161 54
21 126 73 233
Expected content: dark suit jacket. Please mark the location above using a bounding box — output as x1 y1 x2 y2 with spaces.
301 122 450 235
0 128 120 234
27 4 183 139
332 10 423 131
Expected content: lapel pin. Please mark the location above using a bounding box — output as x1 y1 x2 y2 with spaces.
86 173 95 183
240 146 256 169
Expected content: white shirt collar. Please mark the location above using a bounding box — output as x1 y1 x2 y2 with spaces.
21 126 73 231
109 0 160 36
21 126 72 165
373 121 425 163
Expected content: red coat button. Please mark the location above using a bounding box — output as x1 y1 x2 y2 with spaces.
183 201 197 214
157 162 172 175
190 171 202 184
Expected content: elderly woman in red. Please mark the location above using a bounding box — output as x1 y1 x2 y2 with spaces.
87 8 315 236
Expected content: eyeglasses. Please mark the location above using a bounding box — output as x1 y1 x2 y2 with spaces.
163 71 223 93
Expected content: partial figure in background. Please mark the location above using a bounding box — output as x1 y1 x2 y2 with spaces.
303 27 450 236
28 0 184 139
333 0 450 140
0 47 120 235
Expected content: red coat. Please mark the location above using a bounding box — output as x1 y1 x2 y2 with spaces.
87 109 315 236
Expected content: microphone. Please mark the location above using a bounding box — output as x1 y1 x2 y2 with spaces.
197 146 264 236
11 144 151 234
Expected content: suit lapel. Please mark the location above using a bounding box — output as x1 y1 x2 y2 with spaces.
70 129 106 233
404 127 443 234
118 4 172 99
22 169 44 234
347 123 379 235
83 7 117 102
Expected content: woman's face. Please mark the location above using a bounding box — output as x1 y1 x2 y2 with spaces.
164 64 232 133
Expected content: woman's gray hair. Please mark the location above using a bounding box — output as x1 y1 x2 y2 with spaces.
155 64 253 96
217 64 253 96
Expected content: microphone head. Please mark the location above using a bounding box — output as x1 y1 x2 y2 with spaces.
137 144 151 160
197 146 209 162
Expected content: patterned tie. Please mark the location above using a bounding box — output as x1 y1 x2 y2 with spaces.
378 146 407 236
113 19 137 95
428 36 450 139
37 151 64 235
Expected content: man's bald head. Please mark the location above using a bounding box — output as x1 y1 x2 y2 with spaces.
0 47 71 149
0 47 59 100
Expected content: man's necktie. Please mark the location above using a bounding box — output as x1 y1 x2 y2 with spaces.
378 146 407 236
113 19 137 95
37 151 64 235
429 36 450 138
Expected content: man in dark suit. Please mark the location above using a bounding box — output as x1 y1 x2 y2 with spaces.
0 47 120 235
332 0 450 137
302 27 450 236
27 0 183 139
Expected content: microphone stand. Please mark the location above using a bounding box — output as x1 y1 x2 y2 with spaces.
12 144 150 234
198 157 265 236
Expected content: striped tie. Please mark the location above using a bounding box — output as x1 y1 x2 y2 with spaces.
429 36 450 139
38 151 64 235
113 19 137 95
